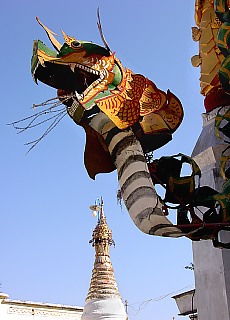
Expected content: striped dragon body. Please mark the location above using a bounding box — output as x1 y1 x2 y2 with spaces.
90 112 183 238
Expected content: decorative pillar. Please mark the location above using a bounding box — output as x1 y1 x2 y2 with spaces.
191 1 230 319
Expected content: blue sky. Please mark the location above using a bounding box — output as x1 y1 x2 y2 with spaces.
1 1 204 319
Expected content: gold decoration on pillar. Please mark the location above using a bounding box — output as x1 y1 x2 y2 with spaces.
86 200 121 301
192 0 227 96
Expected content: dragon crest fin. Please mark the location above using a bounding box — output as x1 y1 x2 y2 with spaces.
36 17 62 52
61 30 77 47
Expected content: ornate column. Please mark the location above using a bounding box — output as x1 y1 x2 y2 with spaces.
191 1 230 319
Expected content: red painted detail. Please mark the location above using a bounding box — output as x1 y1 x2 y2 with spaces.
204 87 230 112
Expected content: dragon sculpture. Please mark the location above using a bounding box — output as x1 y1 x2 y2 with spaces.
29 13 230 245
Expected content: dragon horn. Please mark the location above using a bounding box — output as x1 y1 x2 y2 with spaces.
61 30 77 46
97 8 111 52
61 30 69 43
36 17 62 52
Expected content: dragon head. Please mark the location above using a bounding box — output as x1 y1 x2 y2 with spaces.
32 17 124 112
31 16 183 179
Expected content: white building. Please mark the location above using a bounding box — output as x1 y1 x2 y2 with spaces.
0 292 83 319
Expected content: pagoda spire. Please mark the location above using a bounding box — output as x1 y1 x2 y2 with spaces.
86 200 121 301
81 199 127 320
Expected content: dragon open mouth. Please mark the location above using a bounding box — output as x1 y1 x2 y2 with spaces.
33 61 101 96
31 31 116 110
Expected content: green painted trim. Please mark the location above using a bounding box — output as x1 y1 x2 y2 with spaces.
37 40 57 57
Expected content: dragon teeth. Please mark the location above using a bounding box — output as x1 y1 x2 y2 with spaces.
68 62 100 75
69 63 76 72
75 63 100 75
68 61 108 100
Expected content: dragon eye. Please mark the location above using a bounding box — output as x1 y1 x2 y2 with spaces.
71 41 82 48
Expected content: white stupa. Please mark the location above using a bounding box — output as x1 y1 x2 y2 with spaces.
81 201 127 320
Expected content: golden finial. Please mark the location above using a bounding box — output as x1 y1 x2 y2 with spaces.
89 199 115 248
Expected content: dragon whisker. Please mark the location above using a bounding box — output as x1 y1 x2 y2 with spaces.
32 94 73 108
9 94 74 131
25 110 67 153
9 95 75 152
16 107 67 133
